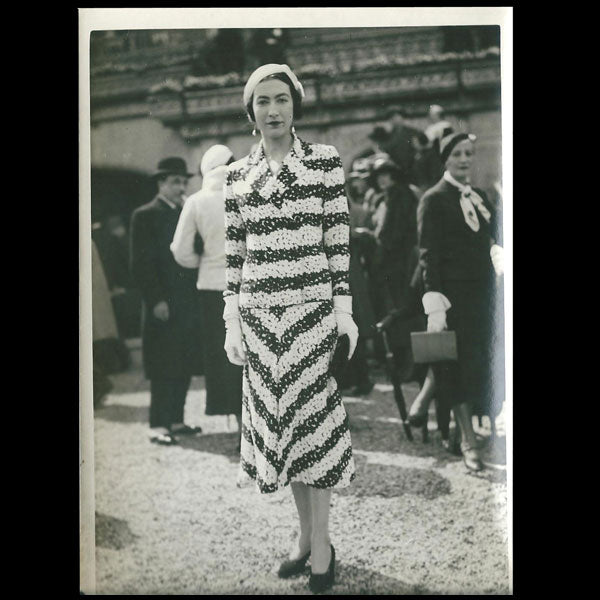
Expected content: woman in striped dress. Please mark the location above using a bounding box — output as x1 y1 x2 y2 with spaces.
223 64 359 594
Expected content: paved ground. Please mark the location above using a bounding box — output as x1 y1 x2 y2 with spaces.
91 340 510 595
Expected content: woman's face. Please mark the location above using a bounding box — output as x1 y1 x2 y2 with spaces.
376 172 395 192
445 139 475 181
251 78 294 140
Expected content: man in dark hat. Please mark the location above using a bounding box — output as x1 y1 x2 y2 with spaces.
130 157 204 445
382 106 422 181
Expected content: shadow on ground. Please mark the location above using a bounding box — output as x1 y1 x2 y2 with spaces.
334 454 452 500
95 512 139 550
190 564 426 595
176 431 241 462
95 403 148 424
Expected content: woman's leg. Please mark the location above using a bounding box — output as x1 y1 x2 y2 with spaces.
453 401 479 449
309 487 333 573
289 482 313 559
409 365 435 418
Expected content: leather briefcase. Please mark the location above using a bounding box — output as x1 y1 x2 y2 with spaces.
410 331 458 364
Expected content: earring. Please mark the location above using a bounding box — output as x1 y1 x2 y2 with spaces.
252 127 257 137
291 126 296 134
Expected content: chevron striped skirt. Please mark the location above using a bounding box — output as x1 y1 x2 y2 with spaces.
238 300 355 494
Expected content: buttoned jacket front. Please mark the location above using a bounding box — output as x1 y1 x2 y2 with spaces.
224 134 351 308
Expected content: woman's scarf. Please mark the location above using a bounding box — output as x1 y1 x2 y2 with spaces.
443 171 491 232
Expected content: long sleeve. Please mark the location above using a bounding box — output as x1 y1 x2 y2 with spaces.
170 196 201 269
130 209 167 308
224 171 247 299
323 147 351 297
417 192 443 293
481 188 503 247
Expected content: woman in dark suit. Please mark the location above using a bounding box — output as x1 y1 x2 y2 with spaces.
417 132 504 471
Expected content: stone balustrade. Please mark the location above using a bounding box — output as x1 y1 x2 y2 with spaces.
90 54 500 143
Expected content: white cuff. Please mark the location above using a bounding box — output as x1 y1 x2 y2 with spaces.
422 291 451 315
333 295 353 314
223 294 240 321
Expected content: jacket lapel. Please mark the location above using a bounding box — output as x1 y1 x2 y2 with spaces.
245 134 313 210
272 135 313 209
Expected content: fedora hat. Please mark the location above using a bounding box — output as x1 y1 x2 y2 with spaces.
368 126 390 143
153 157 194 179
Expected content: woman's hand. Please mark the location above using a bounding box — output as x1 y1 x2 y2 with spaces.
224 318 247 366
427 310 447 332
336 312 359 359
153 301 170 322
490 244 504 277
422 291 451 332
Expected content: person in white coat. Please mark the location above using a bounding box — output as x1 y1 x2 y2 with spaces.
170 145 243 436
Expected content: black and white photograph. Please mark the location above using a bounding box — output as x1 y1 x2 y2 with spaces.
79 7 512 595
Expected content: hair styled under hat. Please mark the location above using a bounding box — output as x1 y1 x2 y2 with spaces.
200 144 233 176
439 132 477 165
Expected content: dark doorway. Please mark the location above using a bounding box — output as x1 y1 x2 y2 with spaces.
91 168 156 339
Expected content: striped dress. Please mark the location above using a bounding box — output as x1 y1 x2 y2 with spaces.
224 134 356 493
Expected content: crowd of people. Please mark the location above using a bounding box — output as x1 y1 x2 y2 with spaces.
341 108 505 469
90 62 505 595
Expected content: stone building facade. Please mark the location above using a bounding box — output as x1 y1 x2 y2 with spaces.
89 26 502 221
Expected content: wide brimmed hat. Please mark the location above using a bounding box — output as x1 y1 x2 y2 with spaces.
153 157 194 179
371 156 401 176
349 169 370 180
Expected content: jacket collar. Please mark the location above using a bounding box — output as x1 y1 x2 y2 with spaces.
156 194 180 210
245 133 313 209
247 132 311 165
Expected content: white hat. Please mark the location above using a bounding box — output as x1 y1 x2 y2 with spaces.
242 63 305 107
200 144 233 176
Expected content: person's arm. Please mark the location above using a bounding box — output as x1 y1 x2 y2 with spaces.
130 209 167 309
322 146 351 299
223 169 248 365
417 193 451 330
224 171 247 301
323 146 358 358
479 187 504 276
170 196 202 268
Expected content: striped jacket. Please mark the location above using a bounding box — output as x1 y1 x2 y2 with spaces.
224 134 351 308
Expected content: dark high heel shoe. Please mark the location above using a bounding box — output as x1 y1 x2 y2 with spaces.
308 545 335 594
277 550 310 579
461 443 484 472
408 412 428 427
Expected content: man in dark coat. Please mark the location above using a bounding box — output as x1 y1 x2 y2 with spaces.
382 106 422 183
370 157 420 378
130 157 203 445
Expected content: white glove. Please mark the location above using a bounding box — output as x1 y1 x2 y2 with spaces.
422 291 451 333
333 296 359 359
490 244 504 277
427 310 447 332
224 318 247 366
223 294 246 366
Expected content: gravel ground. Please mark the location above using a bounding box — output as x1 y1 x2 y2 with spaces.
92 340 510 595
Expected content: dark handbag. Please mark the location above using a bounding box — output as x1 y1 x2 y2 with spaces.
410 330 458 364
330 334 350 382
